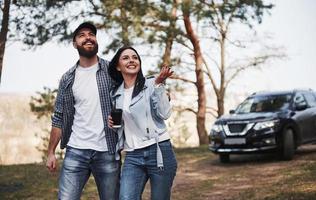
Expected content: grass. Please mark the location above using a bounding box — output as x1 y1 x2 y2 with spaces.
1 146 316 200
0 163 99 200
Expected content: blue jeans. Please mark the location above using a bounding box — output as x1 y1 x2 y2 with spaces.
58 146 121 200
119 140 177 200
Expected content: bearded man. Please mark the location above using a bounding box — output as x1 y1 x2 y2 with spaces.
46 22 120 200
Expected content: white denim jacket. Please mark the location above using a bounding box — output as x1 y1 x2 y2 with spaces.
112 77 172 168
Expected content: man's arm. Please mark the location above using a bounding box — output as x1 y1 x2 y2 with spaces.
46 127 62 172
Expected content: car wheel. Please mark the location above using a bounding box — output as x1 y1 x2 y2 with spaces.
219 154 230 163
280 128 295 160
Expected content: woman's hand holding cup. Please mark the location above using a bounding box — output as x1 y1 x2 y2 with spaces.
108 115 114 129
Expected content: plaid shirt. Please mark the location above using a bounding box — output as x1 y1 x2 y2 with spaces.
52 58 118 154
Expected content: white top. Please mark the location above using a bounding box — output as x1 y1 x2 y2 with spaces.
68 63 108 151
122 86 169 151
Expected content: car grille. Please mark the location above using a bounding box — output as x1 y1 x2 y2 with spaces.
223 122 255 136
228 124 247 133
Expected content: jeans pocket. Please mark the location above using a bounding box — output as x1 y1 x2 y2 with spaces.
65 146 85 157
65 146 76 157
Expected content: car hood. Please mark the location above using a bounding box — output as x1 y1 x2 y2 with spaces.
218 112 281 123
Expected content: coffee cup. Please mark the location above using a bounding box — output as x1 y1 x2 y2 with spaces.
111 109 123 128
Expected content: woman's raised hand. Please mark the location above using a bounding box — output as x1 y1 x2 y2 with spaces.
155 65 174 85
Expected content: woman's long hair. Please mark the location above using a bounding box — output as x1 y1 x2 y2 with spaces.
109 46 145 98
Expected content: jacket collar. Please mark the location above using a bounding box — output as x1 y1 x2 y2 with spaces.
113 82 147 105
113 82 125 98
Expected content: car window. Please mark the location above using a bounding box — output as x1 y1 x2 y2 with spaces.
294 93 305 103
303 92 316 107
294 93 308 109
236 94 292 114
236 98 254 113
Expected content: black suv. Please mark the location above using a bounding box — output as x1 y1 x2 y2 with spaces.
209 89 316 163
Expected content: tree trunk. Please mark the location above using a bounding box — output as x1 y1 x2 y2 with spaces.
120 0 130 46
0 0 11 83
162 0 178 66
217 28 226 117
182 1 208 145
217 95 224 117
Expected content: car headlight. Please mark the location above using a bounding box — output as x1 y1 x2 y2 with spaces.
253 120 279 131
211 124 223 133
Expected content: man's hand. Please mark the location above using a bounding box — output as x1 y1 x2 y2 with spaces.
46 127 61 173
46 153 58 172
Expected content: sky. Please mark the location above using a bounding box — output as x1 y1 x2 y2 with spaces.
232 0 316 94
1 0 315 95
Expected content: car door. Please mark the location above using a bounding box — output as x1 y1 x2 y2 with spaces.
302 91 316 141
292 92 311 143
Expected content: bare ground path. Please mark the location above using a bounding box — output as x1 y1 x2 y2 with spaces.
167 145 316 200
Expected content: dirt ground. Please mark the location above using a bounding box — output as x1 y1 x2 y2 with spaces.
168 144 316 200
1 144 315 199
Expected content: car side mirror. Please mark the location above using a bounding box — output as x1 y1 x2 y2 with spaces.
295 102 308 111
229 110 235 114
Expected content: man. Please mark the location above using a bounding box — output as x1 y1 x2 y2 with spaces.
46 22 120 200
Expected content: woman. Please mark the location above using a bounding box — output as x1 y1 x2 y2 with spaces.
108 46 177 200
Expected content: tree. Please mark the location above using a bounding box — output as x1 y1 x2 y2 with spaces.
29 87 57 119
8 0 283 146
196 0 282 117
29 87 63 161
180 0 208 144
158 0 282 144
11 0 156 51
0 0 11 83
161 0 178 66
0 0 83 83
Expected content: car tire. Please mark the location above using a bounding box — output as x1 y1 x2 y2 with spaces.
219 154 230 163
280 128 295 160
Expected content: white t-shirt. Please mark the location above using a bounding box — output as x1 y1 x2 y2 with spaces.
67 63 108 151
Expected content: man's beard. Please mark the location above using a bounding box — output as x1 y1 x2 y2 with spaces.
77 43 98 58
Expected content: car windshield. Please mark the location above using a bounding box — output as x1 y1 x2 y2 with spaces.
235 94 292 114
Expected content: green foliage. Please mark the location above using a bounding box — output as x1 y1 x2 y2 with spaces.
7 0 185 53
29 87 57 119
9 1 76 46
198 0 273 30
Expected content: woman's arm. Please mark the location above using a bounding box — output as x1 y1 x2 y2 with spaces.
151 84 172 120
150 65 173 120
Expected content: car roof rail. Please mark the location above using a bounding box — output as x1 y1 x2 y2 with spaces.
251 90 270 96
293 88 313 92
